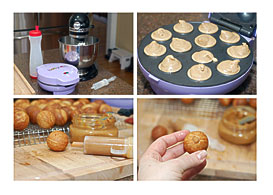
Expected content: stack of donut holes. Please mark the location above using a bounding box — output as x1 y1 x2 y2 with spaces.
14 99 113 131
218 98 256 109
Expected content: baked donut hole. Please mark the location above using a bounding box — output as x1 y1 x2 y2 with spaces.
81 102 100 112
93 99 105 106
70 109 82 120
81 107 98 114
78 98 90 104
99 104 112 113
61 106 73 121
60 100 72 107
181 98 194 104
14 106 25 113
14 111 29 131
184 131 209 154
72 100 85 109
232 98 248 106
26 105 41 124
47 131 68 152
151 125 168 141
53 109 68 126
37 110 56 129
249 99 256 109
14 99 30 107
219 98 233 106
44 103 61 112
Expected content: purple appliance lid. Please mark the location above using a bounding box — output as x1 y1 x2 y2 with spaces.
37 63 79 86
91 98 133 109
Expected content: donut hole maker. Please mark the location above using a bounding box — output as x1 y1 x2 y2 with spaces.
37 63 80 95
138 13 256 95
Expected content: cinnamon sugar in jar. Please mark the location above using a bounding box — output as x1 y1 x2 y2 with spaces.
218 106 256 145
70 113 118 142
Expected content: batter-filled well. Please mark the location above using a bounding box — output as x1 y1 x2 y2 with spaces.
144 41 167 57
173 20 194 34
158 55 182 73
187 64 212 81
192 50 218 63
227 43 250 59
195 34 217 48
217 60 241 75
220 30 240 44
170 38 192 53
151 28 172 41
198 22 219 34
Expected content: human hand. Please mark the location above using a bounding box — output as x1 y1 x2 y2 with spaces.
138 130 207 180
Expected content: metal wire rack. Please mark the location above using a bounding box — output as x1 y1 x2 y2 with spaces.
14 123 70 147
141 99 226 119
14 116 129 148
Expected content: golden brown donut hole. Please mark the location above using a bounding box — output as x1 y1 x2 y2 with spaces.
37 110 56 129
14 111 29 131
47 131 68 152
53 109 68 126
184 131 209 154
26 105 41 124
151 125 168 141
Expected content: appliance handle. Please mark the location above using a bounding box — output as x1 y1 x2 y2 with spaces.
14 35 29 40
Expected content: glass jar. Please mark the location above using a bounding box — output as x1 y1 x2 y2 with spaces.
83 136 133 159
218 106 256 145
70 113 118 142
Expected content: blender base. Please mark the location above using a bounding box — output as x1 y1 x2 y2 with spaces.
79 64 98 81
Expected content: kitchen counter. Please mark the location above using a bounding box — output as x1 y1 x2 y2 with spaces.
14 49 133 95
137 13 257 95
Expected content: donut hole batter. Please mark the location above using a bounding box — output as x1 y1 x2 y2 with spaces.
158 55 182 73
144 41 166 57
198 22 219 34
195 34 217 48
187 64 212 81
192 50 218 63
151 28 172 41
173 20 194 34
227 43 250 59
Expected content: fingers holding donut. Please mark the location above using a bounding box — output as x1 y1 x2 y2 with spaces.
144 130 190 160
173 150 208 173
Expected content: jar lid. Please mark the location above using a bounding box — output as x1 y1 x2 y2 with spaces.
37 63 79 86
29 26 42 37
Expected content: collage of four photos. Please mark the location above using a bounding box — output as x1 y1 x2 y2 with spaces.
13 12 257 181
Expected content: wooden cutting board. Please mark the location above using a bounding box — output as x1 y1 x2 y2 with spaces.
14 143 133 180
137 99 256 180
14 64 35 95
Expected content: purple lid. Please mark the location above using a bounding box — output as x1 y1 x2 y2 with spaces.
91 98 133 109
37 63 79 86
